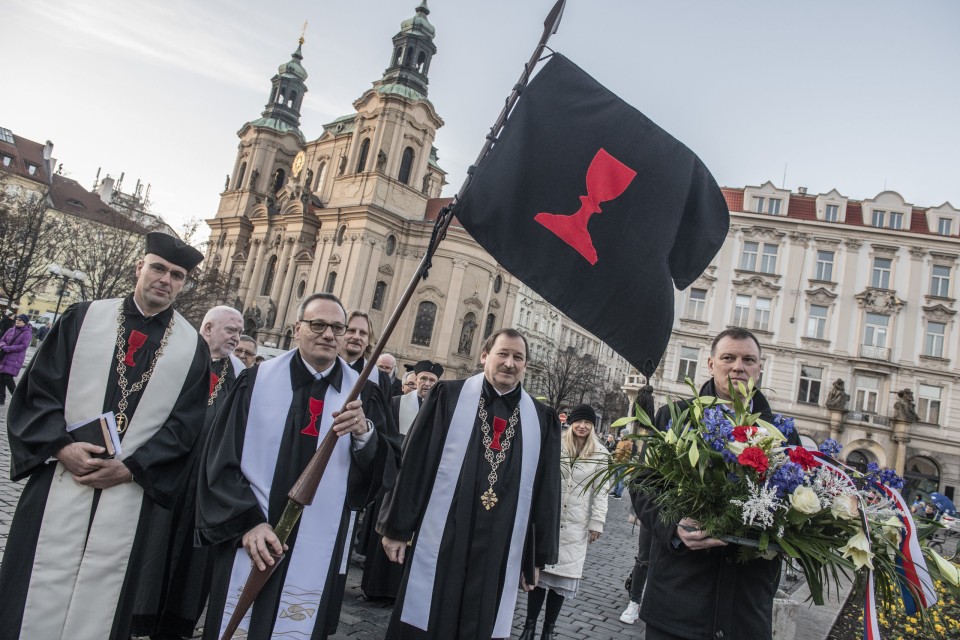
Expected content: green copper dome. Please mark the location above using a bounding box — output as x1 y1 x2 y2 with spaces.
278 41 308 81
400 1 435 39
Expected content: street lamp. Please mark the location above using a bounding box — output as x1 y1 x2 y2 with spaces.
48 263 88 322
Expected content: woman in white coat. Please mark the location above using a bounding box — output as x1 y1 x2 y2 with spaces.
518 404 610 640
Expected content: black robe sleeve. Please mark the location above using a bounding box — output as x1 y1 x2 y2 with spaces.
196 368 263 546
529 401 561 568
376 381 454 542
197 369 401 547
7 303 86 481
124 334 209 508
346 380 401 510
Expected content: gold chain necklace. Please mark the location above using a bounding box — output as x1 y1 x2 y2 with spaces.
478 396 520 510
208 357 231 405
114 303 174 433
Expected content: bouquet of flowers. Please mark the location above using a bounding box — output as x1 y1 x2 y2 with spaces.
605 378 960 634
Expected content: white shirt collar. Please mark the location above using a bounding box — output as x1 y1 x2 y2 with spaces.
300 356 336 380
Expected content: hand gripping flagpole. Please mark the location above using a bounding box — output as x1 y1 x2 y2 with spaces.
219 2 567 638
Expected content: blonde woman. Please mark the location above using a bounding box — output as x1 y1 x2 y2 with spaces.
518 404 610 640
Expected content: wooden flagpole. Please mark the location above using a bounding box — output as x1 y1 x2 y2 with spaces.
219 2 567 637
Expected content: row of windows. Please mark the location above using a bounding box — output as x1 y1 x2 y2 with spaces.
737 244 953 296
233 142 418 195
752 196 954 237
685 289 951 359
675 353 945 424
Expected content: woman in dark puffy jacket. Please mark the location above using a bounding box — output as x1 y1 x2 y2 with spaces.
0 314 33 404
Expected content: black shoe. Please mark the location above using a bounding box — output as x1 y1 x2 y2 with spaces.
540 622 556 640
518 620 537 640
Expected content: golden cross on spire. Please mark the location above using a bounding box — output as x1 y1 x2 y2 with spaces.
299 20 308 45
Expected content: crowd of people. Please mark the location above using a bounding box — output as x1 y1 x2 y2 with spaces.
2 231 914 640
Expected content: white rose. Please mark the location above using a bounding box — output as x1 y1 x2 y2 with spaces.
789 485 821 514
830 494 860 520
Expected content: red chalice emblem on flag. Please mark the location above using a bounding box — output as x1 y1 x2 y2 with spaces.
301 398 324 437
534 148 637 265
124 330 147 366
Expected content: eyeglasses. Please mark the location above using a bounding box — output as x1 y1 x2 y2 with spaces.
234 348 257 358
403 382 416 389
300 319 348 336
147 262 187 282
377 365 394 373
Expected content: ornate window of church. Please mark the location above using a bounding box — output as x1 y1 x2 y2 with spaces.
297 279 306 299
271 168 286 194
336 225 346 246
356 139 371 173
235 162 247 190
315 162 327 193
372 281 387 311
412 301 437 346
398 147 415 185
261 255 277 296
493 275 503 293
385 235 397 256
324 271 337 294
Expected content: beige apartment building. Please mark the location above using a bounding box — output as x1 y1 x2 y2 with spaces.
639 181 960 499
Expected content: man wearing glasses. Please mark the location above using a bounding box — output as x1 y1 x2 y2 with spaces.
401 370 417 395
234 335 258 368
197 293 400 640
0 232 209 640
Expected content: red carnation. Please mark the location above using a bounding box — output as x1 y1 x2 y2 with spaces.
732 426 758 443
738 447 769 475
787 447 822 471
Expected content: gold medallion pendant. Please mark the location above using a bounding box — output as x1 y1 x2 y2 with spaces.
115 412 128 434
481 488 499 511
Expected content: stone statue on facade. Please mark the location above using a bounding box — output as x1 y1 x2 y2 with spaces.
825 378 849 410
337 154 347 176
893 388 920 423
249 168 259 190
376 150 387 173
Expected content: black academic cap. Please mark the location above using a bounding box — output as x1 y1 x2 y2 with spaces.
413 359 444 378
145 232 204 272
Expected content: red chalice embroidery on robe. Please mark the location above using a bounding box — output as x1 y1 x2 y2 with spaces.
209 373 219 397
301 398 324 436
490 416 508 451
124 330 147 366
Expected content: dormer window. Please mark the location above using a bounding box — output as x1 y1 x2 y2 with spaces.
870 209 903 230
1 155 11 167
938 218 953 236
753 196 782 215
889 211 903 230
871 210 885 228
825 204 839 222
26 163 37 176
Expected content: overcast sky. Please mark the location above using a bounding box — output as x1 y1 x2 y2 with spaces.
3 0 958 241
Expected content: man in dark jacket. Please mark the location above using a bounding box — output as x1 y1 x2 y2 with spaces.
635 327 800 640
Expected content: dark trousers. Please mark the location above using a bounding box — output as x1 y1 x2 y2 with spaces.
0 373 15 402
628 522 652 603
643 625 687 640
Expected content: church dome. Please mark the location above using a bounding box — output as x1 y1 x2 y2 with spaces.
278 42 308 81
400 1 435 39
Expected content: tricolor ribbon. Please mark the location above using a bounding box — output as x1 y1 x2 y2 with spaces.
809 451 881 640
873 482 938 614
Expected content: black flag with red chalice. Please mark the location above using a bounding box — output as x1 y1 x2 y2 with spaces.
455 53 729 377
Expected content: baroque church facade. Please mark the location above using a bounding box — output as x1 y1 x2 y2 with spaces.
205 2 520 380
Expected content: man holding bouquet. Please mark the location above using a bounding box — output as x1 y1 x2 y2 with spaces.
635 328 800 640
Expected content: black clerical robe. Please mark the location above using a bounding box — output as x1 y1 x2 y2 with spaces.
131 354 245 637
197 354 399 640
358 392 426 599
378 377 561 640
0 295 210 640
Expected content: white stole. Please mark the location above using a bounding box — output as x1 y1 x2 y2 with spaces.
397 391 421 436
401 373 540 637
219 352 357 639
20 299 196 640
229 353 245 377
